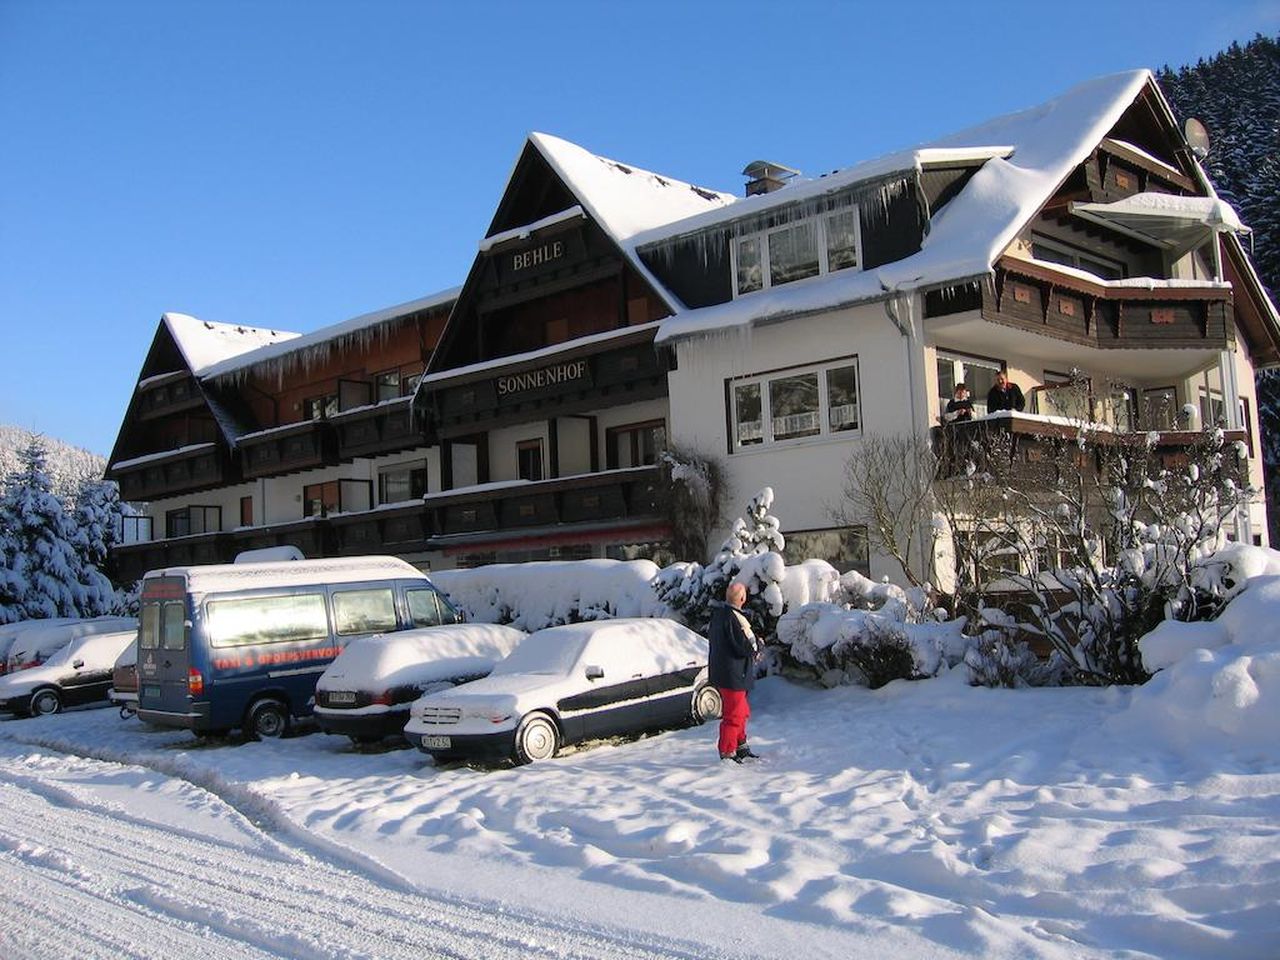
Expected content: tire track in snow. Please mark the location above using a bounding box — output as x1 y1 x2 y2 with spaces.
0 743 735 960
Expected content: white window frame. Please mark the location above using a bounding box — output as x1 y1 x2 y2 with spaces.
728 357 862 453
730 206 862 298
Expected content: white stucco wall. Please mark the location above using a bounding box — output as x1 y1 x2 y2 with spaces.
667 300 922 583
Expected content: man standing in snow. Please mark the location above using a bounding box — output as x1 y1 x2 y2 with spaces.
986 370 1025 413
708 581 760 763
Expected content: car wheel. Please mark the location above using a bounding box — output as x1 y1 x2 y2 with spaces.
246 698 290 740
692 685 722 724
29 688 62 717
514 712 560 764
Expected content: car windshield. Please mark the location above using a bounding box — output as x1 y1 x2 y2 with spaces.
490 628 585 677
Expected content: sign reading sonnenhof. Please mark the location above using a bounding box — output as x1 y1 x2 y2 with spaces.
496 359 589 398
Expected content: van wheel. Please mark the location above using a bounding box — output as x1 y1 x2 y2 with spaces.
29 688 62 717
692 685 722 724
246 699 290 740
514 712 559 764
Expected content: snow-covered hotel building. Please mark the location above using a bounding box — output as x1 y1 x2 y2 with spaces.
107 71 1280 585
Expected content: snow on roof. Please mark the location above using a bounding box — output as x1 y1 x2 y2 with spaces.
478 205 587 253
199 287 461 382
162 313 299 376
147 556 430 594
656 70 1156 344
528 132 737 311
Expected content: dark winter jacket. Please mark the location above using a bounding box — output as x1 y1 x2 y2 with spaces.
707 599 758 691
945 396 974 422
986 382 1025 413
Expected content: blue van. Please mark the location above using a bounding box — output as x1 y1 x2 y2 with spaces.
135 556 460 739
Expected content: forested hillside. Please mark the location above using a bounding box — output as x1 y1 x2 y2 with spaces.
0 424 106 499
1159 34 1280 539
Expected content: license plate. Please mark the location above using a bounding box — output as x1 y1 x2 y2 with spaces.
143 685 161 699
328 691 356 704
421 735 452 750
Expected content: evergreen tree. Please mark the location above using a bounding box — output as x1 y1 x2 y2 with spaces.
1159 34 1280 542
71 475 124 580
0 437 116 623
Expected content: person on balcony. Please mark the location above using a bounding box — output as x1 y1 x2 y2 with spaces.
986 370 1025 414
944 383 974 423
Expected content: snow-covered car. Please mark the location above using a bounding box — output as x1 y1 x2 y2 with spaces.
404 618 721 764
108 639 139 718
0 629 138 717
315 623 527 743
0 617 87 675
4 617 138 674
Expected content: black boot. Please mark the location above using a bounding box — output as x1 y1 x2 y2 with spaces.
720 752 744 763
735 743 760 760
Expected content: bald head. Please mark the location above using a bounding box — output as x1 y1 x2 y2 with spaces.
726 582 747 608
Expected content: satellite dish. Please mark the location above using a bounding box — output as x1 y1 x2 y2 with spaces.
1184 117 1211 160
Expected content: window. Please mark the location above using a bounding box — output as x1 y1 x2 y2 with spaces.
1198 368 1226 427
239 496 253 527
406 588 445 628
303 394 338 421
517 438 544 481
375 370 401 403
729 359 860 451
936 352 1002 418
332 588 398 636
165 505 221 539
379 461 427 504
782 527 870 576
1141 387 1178 430
1030 234 1126 280
206 594 329 647
303 481 340 518
606 420 666 469
161 600 186 651
731 206 861 297
139 602 160 650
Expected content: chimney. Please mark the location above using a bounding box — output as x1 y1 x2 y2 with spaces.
742 160 799 197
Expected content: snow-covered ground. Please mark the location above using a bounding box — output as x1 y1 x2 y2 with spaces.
2 665 1276 959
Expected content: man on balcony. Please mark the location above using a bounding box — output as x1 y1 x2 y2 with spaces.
986 371 1025 414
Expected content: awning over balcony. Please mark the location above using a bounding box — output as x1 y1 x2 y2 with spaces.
1070 193 1248 260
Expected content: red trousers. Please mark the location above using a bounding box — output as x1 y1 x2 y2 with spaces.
718 688 750 757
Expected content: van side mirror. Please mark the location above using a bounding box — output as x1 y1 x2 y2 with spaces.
72 659 85 670
585 665 604 681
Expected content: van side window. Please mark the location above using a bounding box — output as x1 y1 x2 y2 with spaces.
161 601 186 650
406 588 443 628
332 589 398 636
206 594 329 647
140 603 160 650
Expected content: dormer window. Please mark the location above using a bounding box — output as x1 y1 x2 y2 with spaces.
732 207 862 297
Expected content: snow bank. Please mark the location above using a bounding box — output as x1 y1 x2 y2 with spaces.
1118 573 1280 761
430 559 666 631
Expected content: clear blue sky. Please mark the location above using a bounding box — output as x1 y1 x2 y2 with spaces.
2 0 1277 456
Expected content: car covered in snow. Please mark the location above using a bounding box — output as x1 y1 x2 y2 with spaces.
0 629 138 717
109 639 139 717
3 617 138 675
314 623 527 743
404 618 721 764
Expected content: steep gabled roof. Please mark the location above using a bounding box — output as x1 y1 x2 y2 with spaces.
653 70 1159 343
162 312 298 375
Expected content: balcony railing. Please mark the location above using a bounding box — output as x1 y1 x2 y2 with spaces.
331 396 426 461
985 258 1233 351
932 413 1248 481
136 372 204 420
238 420 336 479
109 443 234 501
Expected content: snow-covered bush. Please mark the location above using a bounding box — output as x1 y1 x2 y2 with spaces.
962 608 1066 688
430 559 665 631
653 487 787 639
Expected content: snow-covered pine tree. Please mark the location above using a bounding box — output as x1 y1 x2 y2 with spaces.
1159 34 1280 542
0 438 116 623
653 487 787 639
71 475 124 579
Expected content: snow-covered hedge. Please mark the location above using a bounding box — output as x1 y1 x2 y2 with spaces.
430 559 667 631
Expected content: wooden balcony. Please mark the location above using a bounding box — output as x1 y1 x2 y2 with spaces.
136 372 205 420
238 420 336 479
985 258 1233 352
112 531 236 584
331 396 427 461
230 518 333 558
109 443 235 501
426 466 662 538
329 500 429 556
933 414 1248 481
